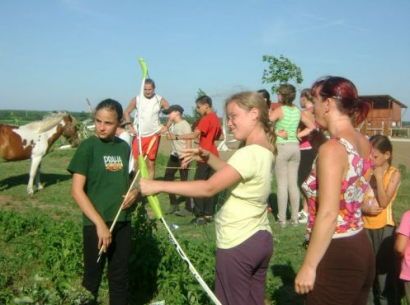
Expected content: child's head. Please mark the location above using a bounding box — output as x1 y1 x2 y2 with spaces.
257 89 271 108
162 105 184 121
226 91 268 124
96 99 123 121
300 88 314 109
278 84 296 106
95 99 123 140
225 91 276 153
369 134 393 166
195 95 212 116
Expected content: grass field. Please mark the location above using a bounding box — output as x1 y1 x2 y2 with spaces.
1 144 410 304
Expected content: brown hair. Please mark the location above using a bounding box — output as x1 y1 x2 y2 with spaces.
300 88 313 103
278 84 296 106
196 95 213 107
369 134 393 165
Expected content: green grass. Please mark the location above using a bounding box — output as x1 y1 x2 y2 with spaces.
1 148 410 304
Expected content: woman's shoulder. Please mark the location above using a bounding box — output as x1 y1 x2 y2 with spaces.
330 135 371 158
317 141 345 162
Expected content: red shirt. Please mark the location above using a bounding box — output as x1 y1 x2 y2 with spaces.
196 112 222 160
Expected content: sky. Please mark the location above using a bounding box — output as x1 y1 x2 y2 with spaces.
1 0 410 121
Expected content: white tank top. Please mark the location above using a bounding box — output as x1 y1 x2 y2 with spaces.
133 94 162 136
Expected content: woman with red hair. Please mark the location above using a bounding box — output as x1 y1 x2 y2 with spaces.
295 76 374 304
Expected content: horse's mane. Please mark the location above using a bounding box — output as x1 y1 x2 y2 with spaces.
23 112 69 133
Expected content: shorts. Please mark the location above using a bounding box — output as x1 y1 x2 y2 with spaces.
132 134 160 161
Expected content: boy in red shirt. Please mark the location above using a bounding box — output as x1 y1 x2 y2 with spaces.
169 95 222 225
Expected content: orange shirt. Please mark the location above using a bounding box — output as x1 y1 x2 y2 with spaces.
363 166 399 229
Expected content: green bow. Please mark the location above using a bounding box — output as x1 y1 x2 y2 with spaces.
137 57 163 219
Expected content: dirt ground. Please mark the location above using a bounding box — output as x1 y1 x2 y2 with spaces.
158 135 410 170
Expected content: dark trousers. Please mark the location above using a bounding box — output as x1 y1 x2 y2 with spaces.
365 226 398 305
83 222 131 305
306 230 375 305
215 230 273 305
164 154 191 209
298 148 317 188
193 161 215 217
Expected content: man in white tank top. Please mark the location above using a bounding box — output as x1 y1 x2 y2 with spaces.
123 79 170 179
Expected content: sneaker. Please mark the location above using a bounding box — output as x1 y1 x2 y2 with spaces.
175 209 193 217
298 210 308 224
290 220 299 227
275 220 286 228
165 204 179 215
189 217 207 226
204 216 213 223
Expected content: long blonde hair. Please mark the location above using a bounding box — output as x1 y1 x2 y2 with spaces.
225 91 276 154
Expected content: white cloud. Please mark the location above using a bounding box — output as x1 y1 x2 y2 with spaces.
59 0 110 20
261 17 369 45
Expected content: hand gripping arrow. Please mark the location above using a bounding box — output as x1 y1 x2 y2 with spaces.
96 136 157 263
137 58 221 305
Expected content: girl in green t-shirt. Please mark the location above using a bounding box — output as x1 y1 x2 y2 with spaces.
68 99 138 305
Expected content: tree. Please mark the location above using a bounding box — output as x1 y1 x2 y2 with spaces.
262 54 303 94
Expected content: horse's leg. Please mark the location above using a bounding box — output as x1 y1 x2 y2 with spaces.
36 162 43 191
27 156 41 195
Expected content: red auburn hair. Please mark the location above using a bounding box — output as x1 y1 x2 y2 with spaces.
311 76 369 126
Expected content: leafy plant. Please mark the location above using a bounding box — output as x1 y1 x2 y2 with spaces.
262 54 303 94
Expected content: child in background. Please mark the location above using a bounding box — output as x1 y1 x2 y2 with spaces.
296 89 316 224
162 105 192 214
168 96 222 224
116 120 134 174
363 134 401 304
395 211 410 305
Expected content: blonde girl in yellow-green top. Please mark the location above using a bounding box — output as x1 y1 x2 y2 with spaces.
139 91 276 305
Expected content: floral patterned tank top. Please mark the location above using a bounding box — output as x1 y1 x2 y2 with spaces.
302 137 373 241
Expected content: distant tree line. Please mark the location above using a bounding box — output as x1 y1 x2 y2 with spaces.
0 110 90 125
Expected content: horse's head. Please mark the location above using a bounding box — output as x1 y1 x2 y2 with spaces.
62 114 80 147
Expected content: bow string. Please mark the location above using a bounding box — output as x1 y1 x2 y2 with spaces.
137 57 163 219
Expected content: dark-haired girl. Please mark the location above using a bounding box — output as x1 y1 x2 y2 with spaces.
363 135 401 304
295 77 375 304
68 99 138 304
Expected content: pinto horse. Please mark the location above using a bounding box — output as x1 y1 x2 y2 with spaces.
0 112 79 195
